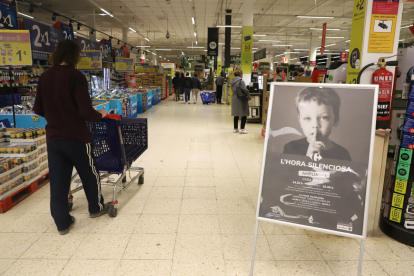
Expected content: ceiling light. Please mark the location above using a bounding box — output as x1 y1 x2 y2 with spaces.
231 47 241 49
218 43 225 45
157 49 172 51
192 17 195 24
284 52 300 54
74 31 77 34
159 56 162 58
290 58 298 61
310 28 340 31
129 27 137 33
259 40 281 42
204 50 207 51
194 32 197 37
252 48 259 50
273 45 293 46
319 36 344 39
298 16 334 19
401 25 413 29
345 49 349 51
301 56 309 58
52 13 57 21
216 25 242 28
399 39 405 41
187 46 204 48
295 49 309 51
137 45 151 47
345 40 350 42
145 38 150 41
96 39 99 42
18 12 34 19
253 34 266 37
196 41 198 45
274 54 284 57
182 52 185 55
100 8 113 17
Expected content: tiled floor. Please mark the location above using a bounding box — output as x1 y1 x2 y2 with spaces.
1 98 414 276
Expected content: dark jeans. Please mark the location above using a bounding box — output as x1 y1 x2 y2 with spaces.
217 85 223 104
184 88 191 102
175 86 181 100
48 139 104 231
234 116 247 129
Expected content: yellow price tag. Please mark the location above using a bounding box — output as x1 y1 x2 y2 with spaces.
32 115 39 122
0 30 32 66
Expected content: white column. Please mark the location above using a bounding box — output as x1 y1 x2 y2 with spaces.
326 55 332 68
309 32 319 69
122 28 128 43
242 0 254 84
152 48 157 65
88 8 96 41
285 47 291 63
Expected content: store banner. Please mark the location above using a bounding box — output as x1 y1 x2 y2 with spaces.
207 27 219 56
0 0 17 30
77 37 94 51
258 83 378 238
368 0 399 53
0 30 32 65
346 0 367 84
113 48 126 59
254 48 266 62
135 62 148 73
100 39 112 63
77 50 102 71
23 18 64 54
148 65 156 73
217 61 222 76
53 21 74 41
115 58 134 72
242 26 253 74
321 23 327 55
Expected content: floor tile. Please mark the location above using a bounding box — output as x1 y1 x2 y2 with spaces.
214 168 241 178
174 234 223 262
377 261 414 276
115 260 172 276
182 186 216 199
148 186 184 199
0 233 42 258
135 214 179 234
363 237 405 261
158 168 187 177
180 199 218 214
3 259 68 276
217 199 255 215
220 215 261 235
60 259 121 276
214 177 245 187
117 198 147 214
187 161 213 168
154 176 186 187
90 214 139 234
185 176 215 186
186 168 214 177
327 260 389 276
72 233 130 260
171 260 226 276
267 235 324 261
3 213 54 233
177 214 220 234
277 261 335 276
0 259 17 274
222 234 273 261
123 234 176 260
47 214 97 234
142 199 182 214
225 260 281 276
216 185 250 198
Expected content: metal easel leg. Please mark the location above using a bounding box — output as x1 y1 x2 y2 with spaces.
250 220 260 276
357 239 365 276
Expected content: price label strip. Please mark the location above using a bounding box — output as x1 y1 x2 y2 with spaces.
0 30 32 66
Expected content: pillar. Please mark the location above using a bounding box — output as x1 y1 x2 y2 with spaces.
224 10 232 68
152 47 157 65
285 47 291 63
122 28 128 43
309 32 319 69
241 0 254 84
88 8 96 40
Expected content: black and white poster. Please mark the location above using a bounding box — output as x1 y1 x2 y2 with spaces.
258 83 378 238
207 27 219 56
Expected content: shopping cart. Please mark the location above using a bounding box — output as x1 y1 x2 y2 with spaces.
200 91 217 105
68 115 148 217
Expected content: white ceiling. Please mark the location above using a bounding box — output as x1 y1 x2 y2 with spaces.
19 0 414 62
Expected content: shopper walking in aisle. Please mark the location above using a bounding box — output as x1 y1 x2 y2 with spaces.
34 40 109 235
183 72 193 104
216 72 225 104
231 70 249 134
192 73 202 104
172 72 182 102
180 72 185 99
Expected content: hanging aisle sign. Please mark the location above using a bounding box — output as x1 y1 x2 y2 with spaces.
135 62 148 73
76 36 94 51
207 27 219 56
321 23 327 55
0 0 17 30
254 48 266 62
115 58 134 72
23 18 63 54
0 30 32 65
113 48 125 59
53 21 74 41
77 50 102 71
346 0 367 84
99 39 112 63
242 26 253 74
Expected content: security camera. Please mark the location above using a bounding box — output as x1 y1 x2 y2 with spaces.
166 31 170 39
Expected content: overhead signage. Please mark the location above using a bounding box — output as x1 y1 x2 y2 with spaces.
53 21 74 41
113 48 126 59
23 18 63 54
207 27 219 56
135 62 148 73
368 0 399 53
346 0 367 84
242 26 253 74
148 65 159 73
257 83 378 239
77 50 102 71
0 0 17 30
187 55 203 62
100 39 112 63
254 48 266 61
282 57 289 63
217 61 222 76
0 30 32 65
115 58 134 72
321 23 327 55
76 36 94 51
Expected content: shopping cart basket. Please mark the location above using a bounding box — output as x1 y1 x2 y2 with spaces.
68 116 148 217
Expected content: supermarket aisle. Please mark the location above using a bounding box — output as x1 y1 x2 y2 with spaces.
1 99 414 276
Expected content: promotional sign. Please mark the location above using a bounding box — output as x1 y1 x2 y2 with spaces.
0 30 32 65
282 57 289 63
77 50 102 71
321 23 327 55
242 26 253 74
254 48 266 62
77 36 94 51
217 61 222 76
148 65 159 73
115 58 134 72
94 41 105 55
341 51 349 62
207 27 219 56
113 48 126 59
346 0 367 84
100 39 112 63
23 18 63 54
53 21 74 41
368 0 399 53
258 83 378 239
0 0 17 30
135 62 148 73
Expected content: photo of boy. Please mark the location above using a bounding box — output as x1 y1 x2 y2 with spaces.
283 87 351 161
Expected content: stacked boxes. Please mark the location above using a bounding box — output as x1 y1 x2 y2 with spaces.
135 74 143 87
142 74 149 86
148 74 154 86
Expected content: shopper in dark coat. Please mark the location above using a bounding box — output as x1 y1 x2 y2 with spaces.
180 73 185 96
216 72 225 104
231 69 249 134
172 72 182 102
33 40 109 235
183 72 193 104
192 73 202 104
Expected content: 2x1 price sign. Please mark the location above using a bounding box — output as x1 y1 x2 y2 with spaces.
23 18 63 54
0 30 32 66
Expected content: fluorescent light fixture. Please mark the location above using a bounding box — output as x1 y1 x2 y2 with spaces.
129 27 137 33
137 46 151 47
144 38 150 41
345 49 349 51
216 25 242 28
231 47 241 49
96 39 99 41
156 49 172 51
290 58 297 61
192 17 195 25
273 45 293 47
259 40 281 42
298 16 334 19
285 51 300 54
159 56 162 58
310 28 340 31
345 40 350 42
18 12 34 19
318 58 328 60
319 36 344 39
204 50 207 51
196 41 198 45
218 43 225 45
317 44 336 48
74 31 77 34
100 8 113 17
401 25 413 29
253 34 266 37
400 39 405 41
295 49 310 51
194 32 197 37
182 52 185 55
297 62 302 63
274 54 285 57
187 46 204 48
301 56 309 58
252 48 259 49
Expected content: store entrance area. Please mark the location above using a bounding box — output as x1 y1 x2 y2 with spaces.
0 99 412 275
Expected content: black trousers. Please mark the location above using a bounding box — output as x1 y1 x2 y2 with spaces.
48 139 104 231
234 116 247 129
217 85 223 104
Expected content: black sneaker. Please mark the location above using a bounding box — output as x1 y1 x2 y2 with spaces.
59 216 75 235
89 203 110 218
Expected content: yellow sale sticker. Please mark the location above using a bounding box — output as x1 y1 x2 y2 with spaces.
392 193 405 209
389 207 402 223
0 30 32 66
394 179 408 195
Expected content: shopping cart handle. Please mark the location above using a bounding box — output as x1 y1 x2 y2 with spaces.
104 114 122 120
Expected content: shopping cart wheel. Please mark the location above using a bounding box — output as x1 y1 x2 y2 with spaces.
138 174 144 185
108 204 118 217
122 176 126 183
68 203 73 212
